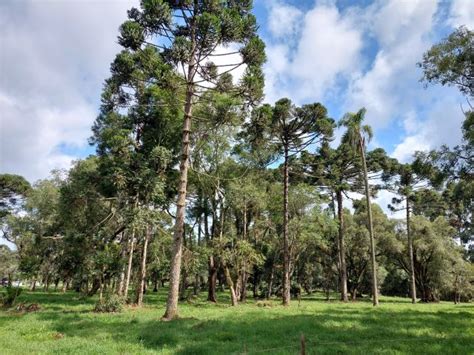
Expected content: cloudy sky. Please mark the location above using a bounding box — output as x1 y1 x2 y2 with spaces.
0 0 472 190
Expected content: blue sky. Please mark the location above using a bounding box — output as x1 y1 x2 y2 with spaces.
0 0 473 186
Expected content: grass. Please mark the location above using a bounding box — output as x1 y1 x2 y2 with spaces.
0 289 473 354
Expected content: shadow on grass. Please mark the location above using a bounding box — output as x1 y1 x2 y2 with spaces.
3 290 472 354
33 306 473 354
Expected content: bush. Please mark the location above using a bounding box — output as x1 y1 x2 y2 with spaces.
1 287 22 307
94 294 124 313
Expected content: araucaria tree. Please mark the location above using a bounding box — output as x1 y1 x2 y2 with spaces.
244 99 333 305
117 0 265 320
301 141 362 302
340 108 379 306
385 162 426 304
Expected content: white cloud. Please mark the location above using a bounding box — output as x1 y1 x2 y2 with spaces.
374 189 404 219
267 2 303 39
0 0 136 182
346 0 439 129
264 2 363 104
448 0 474 29
392 95 465 162
290 4 363 101
263 44 290 104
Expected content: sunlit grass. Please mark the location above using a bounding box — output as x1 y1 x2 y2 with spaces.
0 289 472 354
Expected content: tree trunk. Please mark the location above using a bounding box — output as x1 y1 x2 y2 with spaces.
267 264 274 299
406 199 417 304
282 145 291 306
360 140 379 306
30 280 36 291
136 226 151 307
239 203 248 302
240 272 248 302
193 273 200 296
336 190 348 302
117 232 127 296
61 279 68 293
179 270 188 301
223 264 238 306
124 230 135 298
207 256 218 302
163 54 197 319
99 267 105 302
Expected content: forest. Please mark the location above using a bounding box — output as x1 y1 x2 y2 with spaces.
1 1 473 354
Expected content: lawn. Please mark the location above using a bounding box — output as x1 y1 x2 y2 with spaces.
0 289 473 354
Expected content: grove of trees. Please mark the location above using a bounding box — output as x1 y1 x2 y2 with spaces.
1 2 472 317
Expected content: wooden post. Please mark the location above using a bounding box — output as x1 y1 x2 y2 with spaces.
300 333 306 355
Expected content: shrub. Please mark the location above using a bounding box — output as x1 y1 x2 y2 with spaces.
1 287 22 307
94 294 124 313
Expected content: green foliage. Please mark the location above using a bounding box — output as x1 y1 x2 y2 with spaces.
1 287 22 307
0 174 31 218
418 26 473 98
94 294 124 313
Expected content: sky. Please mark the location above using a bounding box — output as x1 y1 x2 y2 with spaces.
0 0 473 216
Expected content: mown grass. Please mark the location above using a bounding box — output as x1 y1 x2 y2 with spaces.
0 288 472 354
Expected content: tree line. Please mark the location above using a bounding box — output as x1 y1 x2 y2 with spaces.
1 1 472 318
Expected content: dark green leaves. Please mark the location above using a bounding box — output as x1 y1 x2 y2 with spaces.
118 20 145 50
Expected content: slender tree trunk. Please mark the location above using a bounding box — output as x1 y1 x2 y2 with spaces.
267 263 274 299
61 279 68 293
163 49 197 320
406 199 417 304
193 273 200 296
44 274 50 292
179 270 188 301
240 272 248 302
240 203 248 302
117 267 126 296
117 232 127 296
360 140 379 306
223 264 238 306
207 256 218 302
205 209 217 302
30 280 36 291
99 267 105 302
282 145 291 306
136 226 151 307
124 230 135 298
336 190 348 302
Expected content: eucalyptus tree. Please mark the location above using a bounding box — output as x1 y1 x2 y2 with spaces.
340 108 379 305
413 112 473 244
227 172 266 301
418 26 473 99
0 174 31 219
3 176 64 291
417 26 473 245
381 215 466 302
0 245 18 287
117 0 265 319
244 99 333 305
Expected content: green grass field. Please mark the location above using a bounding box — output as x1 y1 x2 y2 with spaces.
0 289 473 354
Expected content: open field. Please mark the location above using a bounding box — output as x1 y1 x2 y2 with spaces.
0 290 473 354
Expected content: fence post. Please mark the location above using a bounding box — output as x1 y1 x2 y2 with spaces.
300 333 306 355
